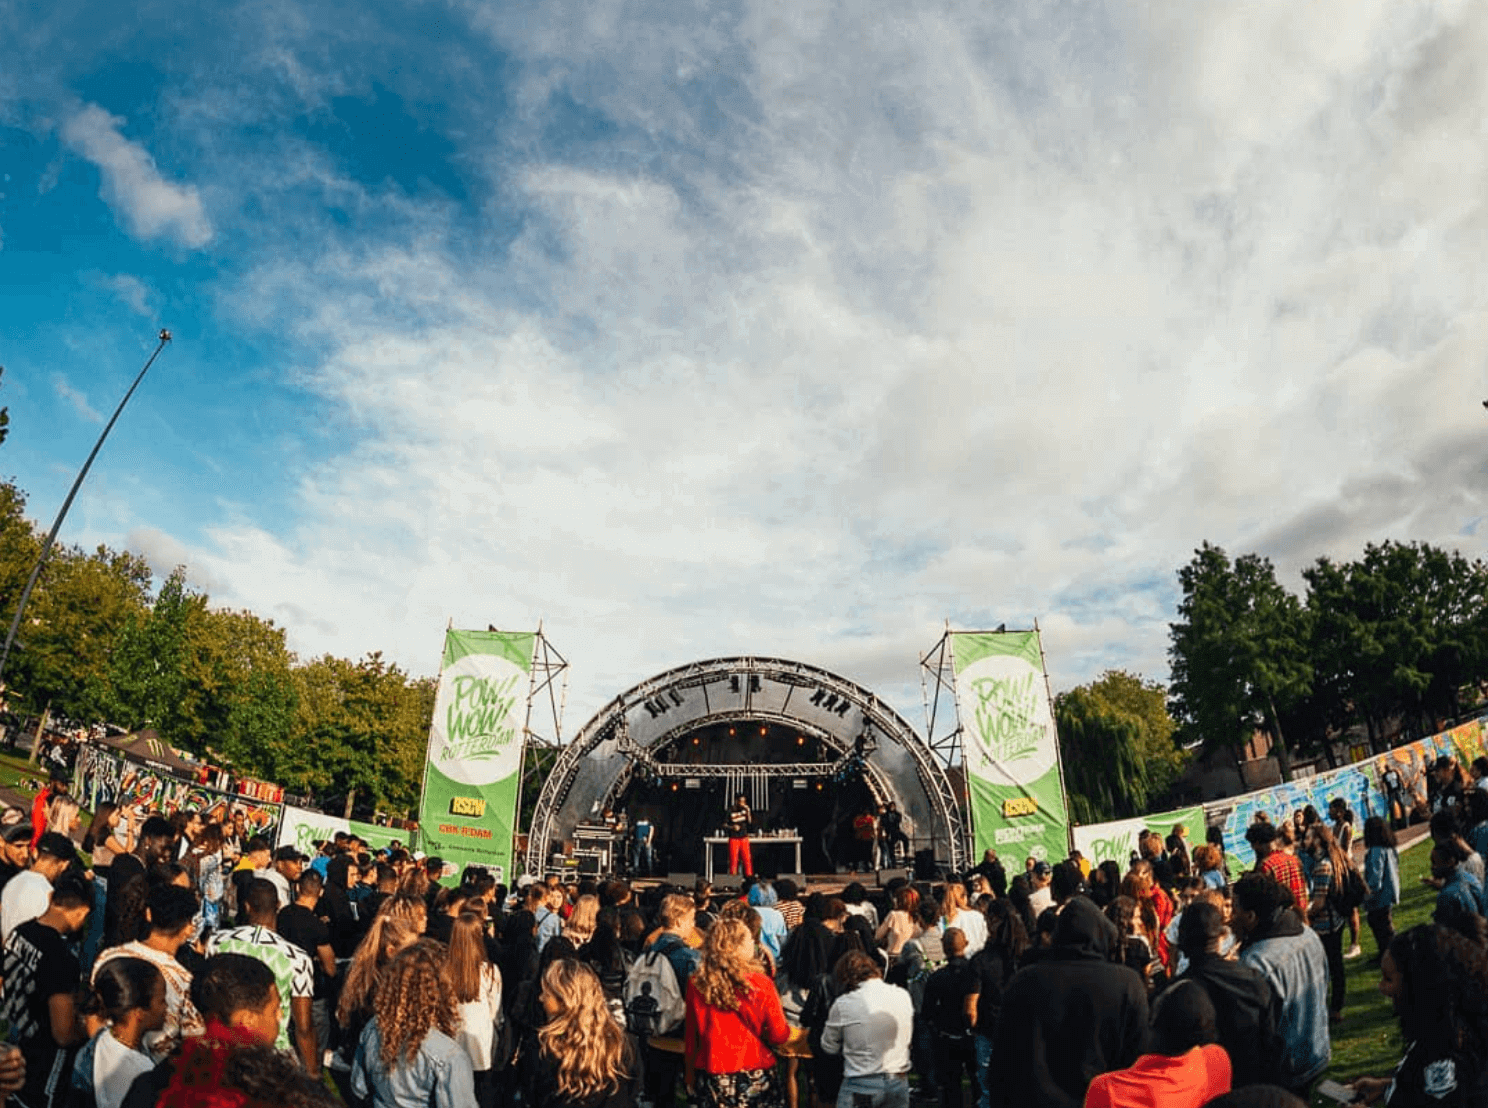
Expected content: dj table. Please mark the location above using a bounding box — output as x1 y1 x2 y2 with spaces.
702 835 803 881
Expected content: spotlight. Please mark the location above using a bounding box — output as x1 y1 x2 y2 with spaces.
796 736 805 746
759 726 767 736
728 727 736 737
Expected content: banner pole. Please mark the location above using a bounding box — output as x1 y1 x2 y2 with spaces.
508 628 542 879
1034 618 1074 856
413 623 452 857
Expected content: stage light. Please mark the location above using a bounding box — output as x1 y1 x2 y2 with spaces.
759 726 767 736
728 727 736 737
815 783 824 791
796 735 805 746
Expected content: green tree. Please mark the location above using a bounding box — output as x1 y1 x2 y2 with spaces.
1168 543 1312 781
179 607 298 770
106 567 203 736
1056 670 1187 821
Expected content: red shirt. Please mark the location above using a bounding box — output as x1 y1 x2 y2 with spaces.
684 973 790 1074
1260 852 1308 917
30 787 50 849
1084 1044 1231 1108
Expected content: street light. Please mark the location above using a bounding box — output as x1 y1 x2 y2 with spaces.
0 329 173 685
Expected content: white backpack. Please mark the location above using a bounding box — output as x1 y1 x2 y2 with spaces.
623 943 686 1035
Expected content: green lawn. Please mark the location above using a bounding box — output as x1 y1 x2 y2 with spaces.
0 748 49 798
1312 837 1432 1105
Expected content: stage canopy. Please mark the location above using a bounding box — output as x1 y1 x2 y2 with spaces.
525 656 968 876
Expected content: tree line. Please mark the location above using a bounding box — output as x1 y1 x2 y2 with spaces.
0 479 434 817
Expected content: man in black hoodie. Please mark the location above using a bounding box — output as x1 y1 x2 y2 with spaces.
1175 899 1283 1088
987 895 1147 1108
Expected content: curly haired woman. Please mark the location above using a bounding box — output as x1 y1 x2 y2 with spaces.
352 939 475 1108
330 909 421 1105
684 918 794 1108
524 959 636 1108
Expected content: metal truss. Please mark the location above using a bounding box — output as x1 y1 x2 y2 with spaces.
919 626 965 770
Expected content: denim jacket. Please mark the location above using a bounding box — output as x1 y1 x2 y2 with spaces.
352 1019 476 1108
1363 846 1400 912
1240 914 1331 1088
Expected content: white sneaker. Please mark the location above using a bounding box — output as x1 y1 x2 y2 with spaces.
1345 943 1363 959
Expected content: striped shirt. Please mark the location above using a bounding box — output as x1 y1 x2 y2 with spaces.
205 925 314 1051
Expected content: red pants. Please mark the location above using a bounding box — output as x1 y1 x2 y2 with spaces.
728 837 752 875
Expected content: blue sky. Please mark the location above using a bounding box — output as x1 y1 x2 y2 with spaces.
2 0 1486 731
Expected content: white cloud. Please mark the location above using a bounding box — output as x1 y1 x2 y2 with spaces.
96 273 153 317
53 375 100 423
61 103 213 248
125 1 1488 728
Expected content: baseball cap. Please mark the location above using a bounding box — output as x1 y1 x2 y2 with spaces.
2 822 34 845
273 845 308 864
1031 861 1052 878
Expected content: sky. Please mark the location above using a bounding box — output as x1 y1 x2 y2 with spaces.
1 0 1485 736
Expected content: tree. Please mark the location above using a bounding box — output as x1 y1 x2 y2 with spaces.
106 567 202 736
179 607 298 771
1056 670 1187 822
1168 543 1312 780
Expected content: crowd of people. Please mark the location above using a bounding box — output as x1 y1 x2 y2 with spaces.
4 762 1488 1108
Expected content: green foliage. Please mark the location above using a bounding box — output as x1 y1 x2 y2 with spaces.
105 567 202 734
1057 670 1187 821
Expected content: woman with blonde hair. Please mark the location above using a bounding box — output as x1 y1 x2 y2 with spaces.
940 881 987 956
450 910 504 1108
563 893 600 947
525 959 636 1108
684 917 792 1108
331 909 422 1104
46 793 82 836
353 939 475 1108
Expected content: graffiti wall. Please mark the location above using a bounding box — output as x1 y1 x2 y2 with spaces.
75 743 283 840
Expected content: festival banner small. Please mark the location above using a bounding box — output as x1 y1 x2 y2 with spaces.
1071 803 1207 869
276 804 410 858
951 630 1071 864
416 628 536 884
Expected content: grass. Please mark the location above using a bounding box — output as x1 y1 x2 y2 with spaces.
1311 836 1433 1105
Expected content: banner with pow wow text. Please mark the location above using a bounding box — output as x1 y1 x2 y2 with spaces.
951 630 1071 865
417 629 536 884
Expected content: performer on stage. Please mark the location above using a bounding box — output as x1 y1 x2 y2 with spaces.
727 794 753 876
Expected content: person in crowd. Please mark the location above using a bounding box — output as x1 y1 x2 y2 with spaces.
1119 862 1173 972
1433 756 1469 814
1430 809 1487 883
106 817 177 948
71 957 166 1108
0 868 92 1108
206 877 318 1075
746 882 788 963
1026 862 1055 916
1175 899 1281 1089
331 911 422 1104
972 850 1007 899
1362 817 1401 962
352 939 476 1108
535 882 565 953
970 901 1027 1108
941 882 987 957
1229 873 1330 1096
648 892 704 992
779 900 837 1021
773 879 804 932
29 768 69 851
1 830 78 942
527 959 636 1108
923 928 980 1108
0 821 34 895
1083 980 1231 1108
988 897 1148 1108
1304 823 1354 1023
450 910 504 1108
183 820 227 934
1348 924 1488 1105
92 884 205 1062
80 803 137 972
1245 823 1308 927
278 868 338 1060
578 907 631 1025
427 885 470 945
563 893 600 947
683 917 792 1108
256 845 306 910
1430 840 1488 925
320 853 364 959
632 812 655 877
1193 844 1227 892
1204 826 1231 887
875 885 920 961
842 882 879 930
820 950 914 1108
1139 832 1176 893
1104 896 1165 993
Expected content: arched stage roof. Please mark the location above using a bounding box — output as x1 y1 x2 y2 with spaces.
526 656 968 875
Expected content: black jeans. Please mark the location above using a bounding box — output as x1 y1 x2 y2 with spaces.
932 1035 977 1108
1319 926 1346 1016
1366 906 1395 957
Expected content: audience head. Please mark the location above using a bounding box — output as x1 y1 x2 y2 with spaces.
192 953 282 1042
1150 980 1218 1055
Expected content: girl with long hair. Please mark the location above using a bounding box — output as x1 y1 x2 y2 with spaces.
526 959 635 1108
1120 862 1173 970
185 821 226 933
1347 925 1488 1105
1363 816 1402 960
1307 823 1356 1021
577 907 632 1025
332 910 421 1105
563 894 600 947
450 911 505 1108
72 956 167 1108
940 882 987 956
352 939 476 1108
874 885 920 960
684 918 793 1108
1104 895 1166 992
81 802 135 972
46 793 81 837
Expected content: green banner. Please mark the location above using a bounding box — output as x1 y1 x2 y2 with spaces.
276 804 410 857
952 631 1070 864
417 629 536 884
1069 804 1207 869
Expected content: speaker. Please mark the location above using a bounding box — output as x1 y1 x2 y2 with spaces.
776 873 809 891
713 874 743 893
876 868 911 888
665 872 698 890
576 851 604 875
913 849 939 881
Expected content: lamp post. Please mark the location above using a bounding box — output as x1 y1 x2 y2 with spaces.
0 329 172 686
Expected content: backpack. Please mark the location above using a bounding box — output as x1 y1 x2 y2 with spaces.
624 943 686 1036
1335 863 1367 912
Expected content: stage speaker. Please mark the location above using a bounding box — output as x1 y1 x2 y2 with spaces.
876 868 911 888
713 874 743 893
913 849 939 881
777 873 809 891
576 852 604 875
665 872 697 890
